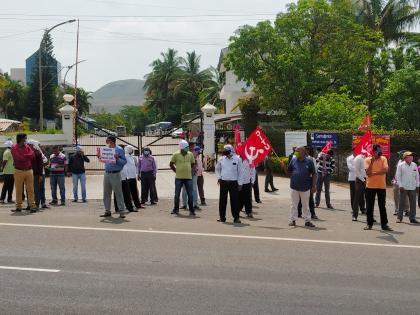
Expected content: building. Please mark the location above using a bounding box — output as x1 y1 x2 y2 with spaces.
25 51 61 86
0 119 21 132
10 68 26 86
217 47 252 115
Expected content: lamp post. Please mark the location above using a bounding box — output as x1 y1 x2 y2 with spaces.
38 19 76 131
63 59 86 91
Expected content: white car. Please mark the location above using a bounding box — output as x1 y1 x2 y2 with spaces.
171 128 184 138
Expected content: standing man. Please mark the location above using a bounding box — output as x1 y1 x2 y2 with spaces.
138 147 157 205
315 149 336 209
352 152 367 221
264 153 278 192
68 145 90 203
182 142 200 210
396 152 419 224
364 144 392 231
49 146 67 206
239 157 255 218
195 146 206 206
346 149 357 209
288 146 317 228
392 151 409 216
215 144 243 224
98 136 127 219
0 141 14 204
169 140 195 216
10 134 37 213
27 140 49 209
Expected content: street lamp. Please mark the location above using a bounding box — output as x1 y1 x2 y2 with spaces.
63 59 86 91
38 19 76 130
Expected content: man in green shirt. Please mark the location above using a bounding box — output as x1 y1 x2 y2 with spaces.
1 141 15 203
169 140 195 216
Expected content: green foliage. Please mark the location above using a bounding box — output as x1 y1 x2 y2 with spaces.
26 32 58 121
237 96 260 137
0 73 26 119
270 156 289 175
373 67 420 130
144 49 221 122
60 86 92 116
225 0 378 122
300 92 369 130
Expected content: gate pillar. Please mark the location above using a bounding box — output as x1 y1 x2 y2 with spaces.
59 103 76 145
201 103 217 171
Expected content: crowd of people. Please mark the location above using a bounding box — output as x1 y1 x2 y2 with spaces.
2 134 419 230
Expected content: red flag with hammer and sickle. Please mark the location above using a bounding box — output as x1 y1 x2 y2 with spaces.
238 127 272 167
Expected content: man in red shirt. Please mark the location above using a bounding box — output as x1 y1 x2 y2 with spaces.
11 134 37 212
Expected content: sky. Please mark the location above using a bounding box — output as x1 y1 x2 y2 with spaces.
0 0 290 91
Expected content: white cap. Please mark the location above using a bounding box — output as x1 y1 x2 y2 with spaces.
76 145 83 152
179 140 189 150
124 145 134 154
27 139 40 146
4 141 13 148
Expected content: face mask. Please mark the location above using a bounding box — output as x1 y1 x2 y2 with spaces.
182 147 189 153
143 151 150 156
222 150 231 156
294 152 300 158
377 149 383 157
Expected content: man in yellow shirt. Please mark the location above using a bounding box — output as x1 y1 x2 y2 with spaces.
364 144 392 231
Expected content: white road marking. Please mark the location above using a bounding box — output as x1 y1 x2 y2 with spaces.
1 222 420 249
0 266 60 273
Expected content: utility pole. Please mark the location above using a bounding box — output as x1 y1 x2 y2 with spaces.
38 19 76 130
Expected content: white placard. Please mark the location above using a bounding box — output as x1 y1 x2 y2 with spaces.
98 147 116 163
285 132 307 156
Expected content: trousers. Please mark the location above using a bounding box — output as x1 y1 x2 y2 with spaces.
174 178 193 212
14 169 36 209
1 174 14 202
352 179 366 218
33 174 46 207
72 173 86 201
315 173 331 206
197 175 205 203
398 189 417 221
290 189 311 223
239 182 253 214
365 188 388 228
182 175 198 207
103 172 125 213
50 175 65 202
219 180 239 220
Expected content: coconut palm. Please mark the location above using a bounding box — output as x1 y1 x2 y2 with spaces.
198 67 225 112
174 51 213 114
352 0 420 108
144 48 182 119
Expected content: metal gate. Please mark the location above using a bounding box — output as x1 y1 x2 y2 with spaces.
76 114 203 171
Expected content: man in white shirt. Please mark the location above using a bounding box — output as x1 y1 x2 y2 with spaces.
352 153 367 221
238 157 256 218
215 144 243 224
393 151 409 216
346 150 357 210
395 151 419 224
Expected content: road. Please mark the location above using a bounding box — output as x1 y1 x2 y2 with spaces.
1 188 420 314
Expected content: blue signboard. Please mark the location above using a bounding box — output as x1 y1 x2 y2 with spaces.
310 132 338 149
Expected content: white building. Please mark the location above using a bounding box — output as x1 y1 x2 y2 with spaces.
10 68 26 85
217 47 252 115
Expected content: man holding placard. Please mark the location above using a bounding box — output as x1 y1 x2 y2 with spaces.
97 136 127 219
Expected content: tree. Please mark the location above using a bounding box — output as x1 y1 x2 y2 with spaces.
300 92 369 129
373 67 420 130
175 51 213 114
352 0 420 108
0 73 26 119
144 48 183 120
199 67 226 113
60 86 92 116
25 32 59 122
225 0 377 122
236 96 260 137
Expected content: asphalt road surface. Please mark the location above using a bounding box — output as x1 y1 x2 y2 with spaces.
1 196 420 315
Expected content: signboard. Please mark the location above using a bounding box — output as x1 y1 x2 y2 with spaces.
285 132 307 156
97 147 116 163
352 135 391 158
310 132 338 149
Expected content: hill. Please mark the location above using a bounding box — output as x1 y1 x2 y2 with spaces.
90 79 146 113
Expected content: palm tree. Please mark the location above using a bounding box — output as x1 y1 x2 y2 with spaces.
198 67 226 113
352 0 420 108
0 74 25 119
144 48 182 119
174 51 213 114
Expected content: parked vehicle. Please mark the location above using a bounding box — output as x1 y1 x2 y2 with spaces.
116 126 127 137
94 128 117 137
171 128 184 138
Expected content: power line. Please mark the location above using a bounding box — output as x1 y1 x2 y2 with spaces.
0 28 44 39
0 13 277 18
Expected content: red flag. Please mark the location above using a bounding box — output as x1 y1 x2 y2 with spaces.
353 130 372 156
238 127 272 167
234 124 242 155
321 141 332 154
358 114 372 131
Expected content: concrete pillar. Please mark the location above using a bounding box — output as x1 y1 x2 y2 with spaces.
201 103 217 171
59 104 76 145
